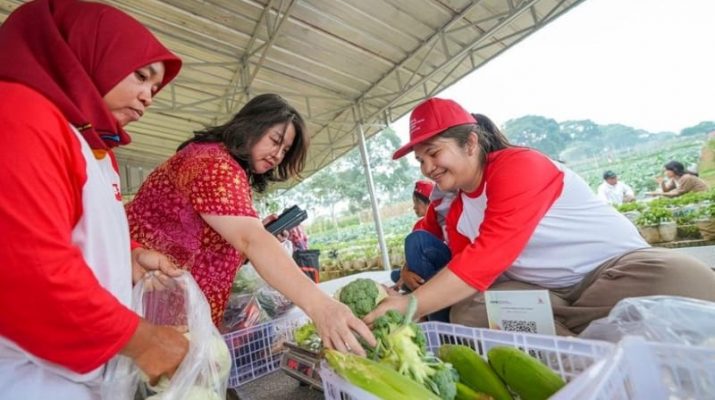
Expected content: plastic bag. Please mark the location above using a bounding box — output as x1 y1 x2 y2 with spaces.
224 259 295 331
255 285 294 318
579 295 715 347
102 272 230 400
221 293 270 333
231 264 261 294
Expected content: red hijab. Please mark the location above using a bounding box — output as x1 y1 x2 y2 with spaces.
0 0 181 149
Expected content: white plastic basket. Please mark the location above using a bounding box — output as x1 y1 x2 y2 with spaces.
575 336 715 400
320 321 615 400
222 313 308 388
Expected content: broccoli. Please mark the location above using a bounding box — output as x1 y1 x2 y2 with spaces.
367 296 457 400
422 354 459 400
335 278 388 318
369 309 426 358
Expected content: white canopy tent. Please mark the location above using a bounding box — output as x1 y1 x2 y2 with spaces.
1 0 586 268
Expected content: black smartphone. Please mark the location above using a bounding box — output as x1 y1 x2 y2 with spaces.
264 205 308 236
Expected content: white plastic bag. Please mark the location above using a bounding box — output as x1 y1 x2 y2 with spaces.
579 295 715 347
102 271 230 400
224 255 295 332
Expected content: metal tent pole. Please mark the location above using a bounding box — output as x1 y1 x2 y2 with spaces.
355 120 391 271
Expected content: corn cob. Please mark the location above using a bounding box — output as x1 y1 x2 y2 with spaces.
324 349 441 400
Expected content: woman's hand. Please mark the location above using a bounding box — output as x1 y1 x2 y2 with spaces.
131 247 182 287
262 214 289 241
307 297 376 356
363 294 411 325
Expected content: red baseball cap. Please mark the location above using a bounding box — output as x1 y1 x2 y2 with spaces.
414 180 434 199
392 97 476 159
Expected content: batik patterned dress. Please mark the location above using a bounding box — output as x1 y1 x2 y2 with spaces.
126 142 258 326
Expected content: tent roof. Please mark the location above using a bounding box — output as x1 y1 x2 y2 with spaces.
1 0 585 193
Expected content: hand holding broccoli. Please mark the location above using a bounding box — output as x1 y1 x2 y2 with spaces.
304 294 376 356
334 278 389 318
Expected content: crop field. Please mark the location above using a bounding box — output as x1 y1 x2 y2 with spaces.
568 138 705 195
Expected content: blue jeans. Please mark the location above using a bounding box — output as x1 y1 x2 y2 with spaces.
390 230 451 322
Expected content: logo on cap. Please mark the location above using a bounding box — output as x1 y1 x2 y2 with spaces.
392 97 476 160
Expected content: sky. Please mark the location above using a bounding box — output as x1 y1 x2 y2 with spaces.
392 0 715 141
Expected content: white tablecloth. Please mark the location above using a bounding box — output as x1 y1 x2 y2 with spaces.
282 270 394 320
317 270 393 296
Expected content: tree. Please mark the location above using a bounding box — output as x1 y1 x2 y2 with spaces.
336 127 418 211
290 126 419 220
503 115 567 158
560 120 601 142
680 121 715 137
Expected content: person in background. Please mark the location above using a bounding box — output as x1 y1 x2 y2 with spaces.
412 180 434 223
391 180 451 291
126 94 375 354
287 224 309 251
366 97 715 336
0 0 189 397
597 170 635 206
651 160 709 197
391 180 455 323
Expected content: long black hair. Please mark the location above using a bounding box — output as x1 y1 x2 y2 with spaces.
664 160 698 177
178 94 309 192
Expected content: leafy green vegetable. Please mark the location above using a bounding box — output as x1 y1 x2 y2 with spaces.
294 322 321 352
367 296 457 400
336 278 388 318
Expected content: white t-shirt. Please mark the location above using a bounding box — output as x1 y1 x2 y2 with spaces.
597 181 635 206
444 148 648 291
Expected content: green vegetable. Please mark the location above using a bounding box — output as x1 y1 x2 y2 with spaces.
336 278 388 318
487 346 566 400
368 296 457 400
325 349 441 400
455 382 495 400
293 322 321 351
370 309 426 356
439 344 512 400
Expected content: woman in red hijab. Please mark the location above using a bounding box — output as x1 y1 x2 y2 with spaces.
0 0 187 398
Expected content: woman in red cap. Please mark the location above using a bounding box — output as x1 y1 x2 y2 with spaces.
0 0 188 397
367 97 715 335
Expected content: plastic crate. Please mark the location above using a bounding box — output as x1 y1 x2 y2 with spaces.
575 336 715 400
320 321 615 400
223 313 308 388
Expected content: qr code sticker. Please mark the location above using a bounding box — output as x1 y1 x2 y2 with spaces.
502 319 537 333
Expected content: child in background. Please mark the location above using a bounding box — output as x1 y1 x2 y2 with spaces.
392 180 453 321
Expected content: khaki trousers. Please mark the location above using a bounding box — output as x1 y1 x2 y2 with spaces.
450 248 715 335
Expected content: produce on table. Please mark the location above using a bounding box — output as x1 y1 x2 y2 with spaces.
221 293 269 333
487 346 566 400
255 286 294 318
293 321 322 352
438 344 512 400
325 349 441 400
455 382 495 400
334 278 388 318
367 296 457 400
